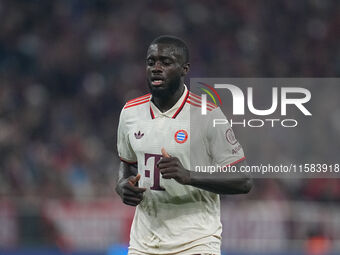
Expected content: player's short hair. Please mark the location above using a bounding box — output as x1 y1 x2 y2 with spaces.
150 35 189 63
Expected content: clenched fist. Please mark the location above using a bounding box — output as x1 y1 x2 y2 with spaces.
116 174 146 206
157 148 191 185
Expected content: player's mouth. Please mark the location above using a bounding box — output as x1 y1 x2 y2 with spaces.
151 77 165 86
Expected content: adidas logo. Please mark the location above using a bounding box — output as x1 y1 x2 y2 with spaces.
134 131 144 139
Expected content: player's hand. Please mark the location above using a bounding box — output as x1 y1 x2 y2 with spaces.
116 174 146 206
157 148 191 185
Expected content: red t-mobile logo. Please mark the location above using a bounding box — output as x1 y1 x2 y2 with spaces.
144 153 165 191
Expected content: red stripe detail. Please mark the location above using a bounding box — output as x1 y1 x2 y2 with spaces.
189 92 201 99
186 101 212 111
126 94 151 104
188 95 201 104
226 157 246 166
150 105 155 119
189 93 217 108
119 157 137 164
187 96 215 110
187 100 214 110
172 90 189 119
126 96 151 106
198 82 222 106
124 99 149 109
188 95 216 108
186 100 200 107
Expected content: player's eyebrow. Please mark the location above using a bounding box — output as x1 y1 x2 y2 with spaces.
146 55 175 61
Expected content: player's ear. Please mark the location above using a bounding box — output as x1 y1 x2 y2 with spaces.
182 63 190 76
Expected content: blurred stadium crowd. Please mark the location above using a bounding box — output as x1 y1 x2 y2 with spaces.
0 0 340 251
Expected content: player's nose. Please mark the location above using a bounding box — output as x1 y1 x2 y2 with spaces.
151 61 163 73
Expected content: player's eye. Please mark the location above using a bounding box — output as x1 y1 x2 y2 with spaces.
146 59 155 66
163 60 172 66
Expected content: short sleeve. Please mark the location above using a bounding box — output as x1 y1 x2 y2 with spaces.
117 109 137 163
206 108 245 166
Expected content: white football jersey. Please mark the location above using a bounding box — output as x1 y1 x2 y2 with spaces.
117 85 245 255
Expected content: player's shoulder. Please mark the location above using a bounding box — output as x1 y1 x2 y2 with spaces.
123 93 151 111
123 93 151 109
119 93 151 120
186 91 218 113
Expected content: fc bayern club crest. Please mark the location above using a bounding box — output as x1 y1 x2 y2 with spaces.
174 130 188 144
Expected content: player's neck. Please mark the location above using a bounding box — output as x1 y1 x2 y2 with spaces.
152 84 185 113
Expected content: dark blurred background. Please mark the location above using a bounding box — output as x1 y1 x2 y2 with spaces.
0 0 340 254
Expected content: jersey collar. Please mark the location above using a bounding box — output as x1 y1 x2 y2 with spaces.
149 85 189 119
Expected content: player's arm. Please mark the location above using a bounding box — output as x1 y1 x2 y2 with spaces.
158 148 252 195
116 108 146 206
115 161 146 206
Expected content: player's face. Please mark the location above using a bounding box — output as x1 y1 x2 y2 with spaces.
146 44 187 97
